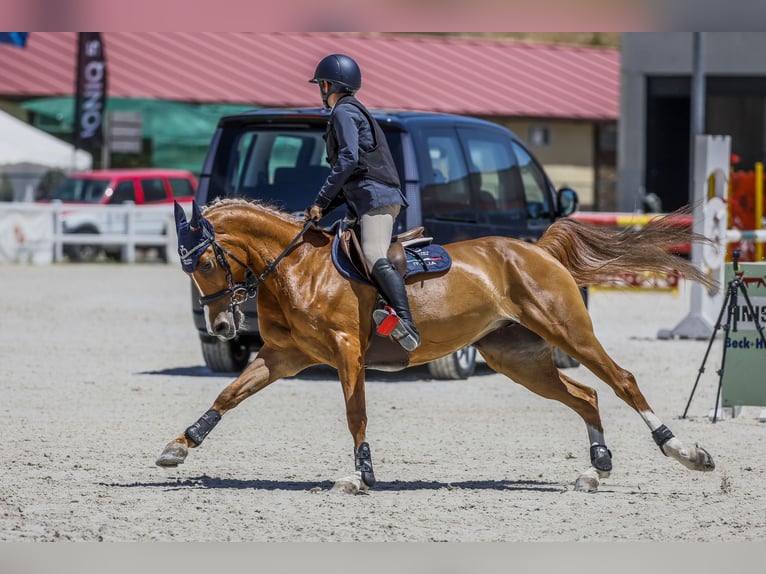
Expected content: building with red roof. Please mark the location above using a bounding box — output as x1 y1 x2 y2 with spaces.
0 33 620 208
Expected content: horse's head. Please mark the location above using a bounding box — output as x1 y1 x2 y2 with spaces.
175 201 255 341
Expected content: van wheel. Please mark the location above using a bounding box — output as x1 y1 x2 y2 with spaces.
427 345 477 380
553 347 580 369
200 337 251 373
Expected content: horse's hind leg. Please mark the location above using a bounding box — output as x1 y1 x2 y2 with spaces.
474 327 613 492
156 345 314 467
520 279 715 475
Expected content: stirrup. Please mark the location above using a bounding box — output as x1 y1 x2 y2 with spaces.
373 306 420 351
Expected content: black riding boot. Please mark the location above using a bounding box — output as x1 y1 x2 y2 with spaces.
370 258 421 351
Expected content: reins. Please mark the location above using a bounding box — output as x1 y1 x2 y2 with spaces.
198 219 315 307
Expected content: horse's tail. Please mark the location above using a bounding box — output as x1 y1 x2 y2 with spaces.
536 213 718 292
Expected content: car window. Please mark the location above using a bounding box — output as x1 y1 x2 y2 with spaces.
458 127 526 225
417 128 474 222
211 126 330 213
511 141 552 220
108 180 136 204
51 178 110 203
141 178 168 203
168 177 194 198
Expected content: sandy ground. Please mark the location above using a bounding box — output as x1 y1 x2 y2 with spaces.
1 262 765 543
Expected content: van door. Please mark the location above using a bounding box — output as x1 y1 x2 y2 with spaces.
509 140 557 241
414 127 478 243
207 126 333 220
457 127 530 241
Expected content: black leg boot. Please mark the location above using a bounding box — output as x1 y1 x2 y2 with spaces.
370 258 420 351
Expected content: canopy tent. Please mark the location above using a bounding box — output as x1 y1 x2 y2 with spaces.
0 109 92 170
21 97 253 174
0 109 92 201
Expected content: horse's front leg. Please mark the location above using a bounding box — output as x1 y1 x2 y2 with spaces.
156 345 314 467
330 342 374 494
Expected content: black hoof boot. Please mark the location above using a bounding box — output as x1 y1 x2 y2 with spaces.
355 442 376 488
590 444 613 473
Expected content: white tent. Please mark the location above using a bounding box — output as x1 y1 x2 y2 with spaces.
0 109 92 170
0 109 92 201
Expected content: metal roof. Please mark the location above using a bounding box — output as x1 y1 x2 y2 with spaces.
0 32 618 120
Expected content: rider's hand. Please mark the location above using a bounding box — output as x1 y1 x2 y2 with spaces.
306 204 323 222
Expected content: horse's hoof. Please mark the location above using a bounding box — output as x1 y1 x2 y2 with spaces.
693 444 715 471
331 480 360 495
574 468 600 493
156 442 188 467
331 472 369 495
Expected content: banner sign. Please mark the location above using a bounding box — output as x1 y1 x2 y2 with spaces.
74 32 107 150
721 262 766 407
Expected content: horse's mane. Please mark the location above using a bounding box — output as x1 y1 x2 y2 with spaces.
202 197 304 228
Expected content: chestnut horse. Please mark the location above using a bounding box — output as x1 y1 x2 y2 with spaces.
157 198 716 493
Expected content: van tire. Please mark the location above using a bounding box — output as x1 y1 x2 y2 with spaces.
427 345 477 380
200 337 251 373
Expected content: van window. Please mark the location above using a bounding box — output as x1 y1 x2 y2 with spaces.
418 129 473 222
169 177 194 198
108 181 136 204
211 126 330 213
458 128 526 224
511 141 552 219
141 178 168 203
269 136 303 182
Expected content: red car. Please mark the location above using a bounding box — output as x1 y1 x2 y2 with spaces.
46 168 197 261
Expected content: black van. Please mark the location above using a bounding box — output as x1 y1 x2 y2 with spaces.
191 107 580 378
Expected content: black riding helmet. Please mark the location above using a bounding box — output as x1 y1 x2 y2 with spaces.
309 54 362 109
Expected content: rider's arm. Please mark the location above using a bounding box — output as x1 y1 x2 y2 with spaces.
313 105 360 211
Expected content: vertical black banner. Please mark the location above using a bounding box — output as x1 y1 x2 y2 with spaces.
73 32 107 150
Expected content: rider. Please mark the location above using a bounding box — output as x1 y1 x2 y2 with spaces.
306 53 420 351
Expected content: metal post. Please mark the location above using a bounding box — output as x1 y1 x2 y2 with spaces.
687 32 707 334
101 112 110 169
658 35 729 341
690 32 706 171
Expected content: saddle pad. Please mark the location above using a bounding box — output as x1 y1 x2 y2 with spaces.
331 235 452 285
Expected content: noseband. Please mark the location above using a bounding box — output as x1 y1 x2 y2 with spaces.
196 219 315 312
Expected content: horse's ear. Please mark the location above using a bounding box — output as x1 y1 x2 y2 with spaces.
174 201 188 228
190 200 203 229
174 201 190 242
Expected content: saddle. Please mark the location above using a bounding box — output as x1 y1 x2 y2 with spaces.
339 225 428 281
332 220 451 285
329 220 452 370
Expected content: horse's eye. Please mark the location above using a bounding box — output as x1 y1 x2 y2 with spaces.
199 259 215 274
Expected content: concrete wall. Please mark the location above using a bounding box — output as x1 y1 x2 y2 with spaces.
619 32 766 212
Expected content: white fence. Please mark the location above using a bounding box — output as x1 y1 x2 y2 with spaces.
0 201 180 264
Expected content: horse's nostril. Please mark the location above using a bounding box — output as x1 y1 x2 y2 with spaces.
213 320 229 334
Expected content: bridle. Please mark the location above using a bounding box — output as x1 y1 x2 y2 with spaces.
195 219 315 312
